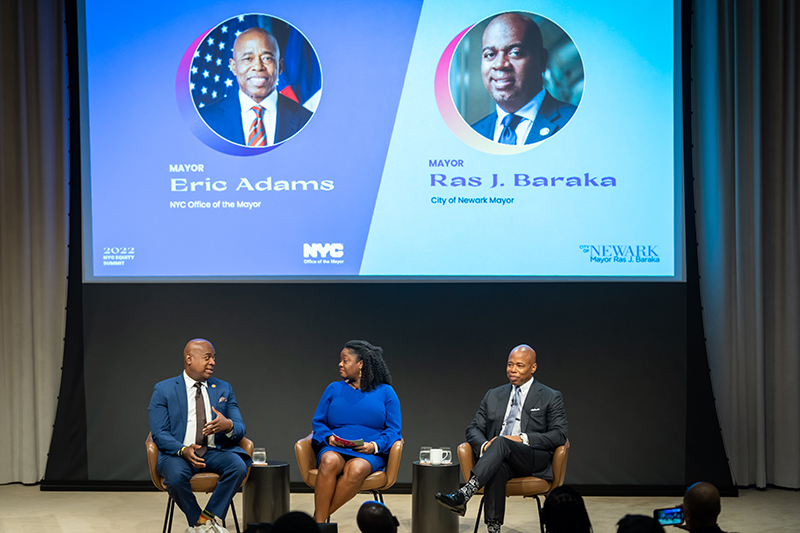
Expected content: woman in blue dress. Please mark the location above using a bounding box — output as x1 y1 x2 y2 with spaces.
311 340 402 523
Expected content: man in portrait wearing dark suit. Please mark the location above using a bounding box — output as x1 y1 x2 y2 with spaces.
199 27 312 147
436 344 568 533
471 13 576 145
149 338 251 533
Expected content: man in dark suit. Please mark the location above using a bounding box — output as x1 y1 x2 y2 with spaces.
199 27 312 146
436 344 568 533
149 339 251 533
471 13 576 145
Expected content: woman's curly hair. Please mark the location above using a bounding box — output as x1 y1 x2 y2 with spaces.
344 340 392 393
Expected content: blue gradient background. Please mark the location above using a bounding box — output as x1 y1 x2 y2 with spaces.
82 0 679 280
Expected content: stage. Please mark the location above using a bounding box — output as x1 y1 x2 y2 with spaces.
1 484 796 532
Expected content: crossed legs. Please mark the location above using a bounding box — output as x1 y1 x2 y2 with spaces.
313 451 372 522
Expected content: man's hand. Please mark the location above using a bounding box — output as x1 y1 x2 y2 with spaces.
182 444 206 468
502 435 524 443
353 442 377 454
203 407 232 435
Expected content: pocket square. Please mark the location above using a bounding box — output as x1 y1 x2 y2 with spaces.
531 407 541 412
219 397 227 402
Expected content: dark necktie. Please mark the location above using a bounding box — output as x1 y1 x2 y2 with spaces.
247 105 267 146
501 386 521 436
194 382 208 457
498 114 523 145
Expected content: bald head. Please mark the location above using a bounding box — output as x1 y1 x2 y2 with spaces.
683 482 720 528
184 338 215 382
481 13 547 113
229 27 283 103
507 344 537 386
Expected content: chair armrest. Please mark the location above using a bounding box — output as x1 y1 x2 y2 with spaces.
145 432 166 491
457 442 475 484
295 433 317 487
382 439 404 488
549 439 570 491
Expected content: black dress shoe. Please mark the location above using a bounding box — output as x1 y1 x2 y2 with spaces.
435 491 467 516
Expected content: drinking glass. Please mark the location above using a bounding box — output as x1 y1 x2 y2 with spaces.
419 446 431 464
253 447 267 464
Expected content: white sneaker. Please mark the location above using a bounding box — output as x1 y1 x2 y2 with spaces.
210 517 230 533
184 527 199 533
193 523 216 533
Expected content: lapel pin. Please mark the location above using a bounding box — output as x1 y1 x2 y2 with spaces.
211 384 216 388
539 127 551 136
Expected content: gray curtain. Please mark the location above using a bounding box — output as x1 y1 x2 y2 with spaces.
0 0 68 483
693 0 800 488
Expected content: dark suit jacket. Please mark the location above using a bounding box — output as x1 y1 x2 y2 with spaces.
471 91 577 145
466 379 567 479
148 374 249 464
199 91 312 145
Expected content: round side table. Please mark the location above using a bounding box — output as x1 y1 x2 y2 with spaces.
242 461 290 524
411 461 460 533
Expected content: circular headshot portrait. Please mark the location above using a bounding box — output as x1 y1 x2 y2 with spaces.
179 13 322 155
436 12 583 154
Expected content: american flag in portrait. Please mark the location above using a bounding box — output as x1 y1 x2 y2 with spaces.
190 14 322 111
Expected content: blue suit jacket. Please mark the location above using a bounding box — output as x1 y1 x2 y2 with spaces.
199 91 312 145
148 374 249 464
471 91 577 145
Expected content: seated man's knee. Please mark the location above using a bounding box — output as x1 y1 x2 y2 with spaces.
232 456 248 480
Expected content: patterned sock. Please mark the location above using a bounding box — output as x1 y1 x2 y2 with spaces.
486 519 501 533
458 475 481 501
197 510 215 525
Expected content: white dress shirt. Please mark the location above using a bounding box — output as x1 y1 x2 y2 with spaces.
182 371 216 449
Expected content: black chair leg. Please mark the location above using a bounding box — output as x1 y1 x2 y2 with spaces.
371 490 384 504
163 497 175 533
473 496 485 533
230 499 241 533
535 495 544 533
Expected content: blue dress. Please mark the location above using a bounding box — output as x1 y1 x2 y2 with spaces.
312 381 402 473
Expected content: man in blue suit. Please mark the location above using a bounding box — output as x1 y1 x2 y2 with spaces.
149 339 251 533
471 13 576 145
199 27 312 146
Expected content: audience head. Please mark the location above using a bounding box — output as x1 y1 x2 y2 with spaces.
683 482 721 529
357 500 399 533
616 514 665 533
271 511 319 533
541 485 593 533
343 340 393 392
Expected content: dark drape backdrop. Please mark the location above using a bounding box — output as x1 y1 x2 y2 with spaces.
693 0 800 488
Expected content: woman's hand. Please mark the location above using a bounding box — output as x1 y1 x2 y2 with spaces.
327 436 341 447
353 442 377 454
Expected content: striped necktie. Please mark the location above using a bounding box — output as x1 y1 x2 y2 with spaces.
247 105 267 146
